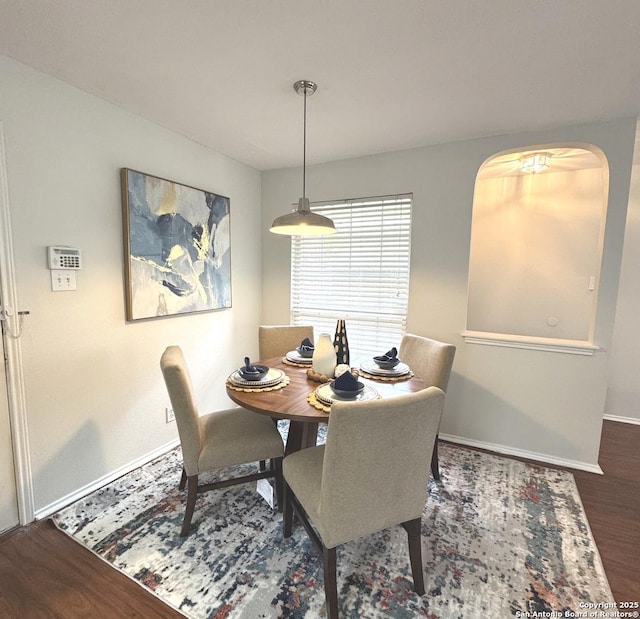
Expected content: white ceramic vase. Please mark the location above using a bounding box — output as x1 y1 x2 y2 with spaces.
312 333 337 377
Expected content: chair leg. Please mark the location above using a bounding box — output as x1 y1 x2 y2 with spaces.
181 475 198 537
430 434 441 481
179 467 187 490
402 518 425 595
283 482 293 538
323 545 339 619
273 457 284 513
260 417 280 467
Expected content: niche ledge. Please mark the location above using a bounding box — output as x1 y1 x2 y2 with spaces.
461 331 599 356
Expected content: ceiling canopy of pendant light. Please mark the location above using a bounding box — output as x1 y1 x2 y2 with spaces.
270 80 336 236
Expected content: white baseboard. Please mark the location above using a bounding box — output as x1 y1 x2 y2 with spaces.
603 414 640 426
439 433 604 475
35 439 180 520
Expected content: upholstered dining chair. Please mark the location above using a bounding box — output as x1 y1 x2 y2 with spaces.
283 386 445 619
259 324 314 360
160 346 284 536
399 333 456 481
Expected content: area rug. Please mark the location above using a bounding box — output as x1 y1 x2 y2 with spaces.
52 437 613 618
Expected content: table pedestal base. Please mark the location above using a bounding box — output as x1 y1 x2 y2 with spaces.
285 421 319 456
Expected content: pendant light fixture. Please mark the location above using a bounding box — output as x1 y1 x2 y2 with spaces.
270 80 336 236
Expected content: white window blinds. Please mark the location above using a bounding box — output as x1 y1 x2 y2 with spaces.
290 194 412 358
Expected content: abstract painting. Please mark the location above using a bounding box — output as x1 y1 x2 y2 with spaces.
121 169 231 321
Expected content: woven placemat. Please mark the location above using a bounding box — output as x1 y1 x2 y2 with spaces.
307 390 331 412
358 369 414 382
308 385 382 412
282 357 312 369
226 375 290 393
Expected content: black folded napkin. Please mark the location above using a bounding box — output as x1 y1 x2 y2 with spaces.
242 357 261 374
239 357 269 381
333 370 360 391
299 337 315 353
374 347 397 361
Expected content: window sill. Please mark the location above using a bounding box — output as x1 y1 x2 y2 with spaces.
461 331 599 356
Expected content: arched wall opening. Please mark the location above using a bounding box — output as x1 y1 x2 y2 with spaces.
464 144 609 354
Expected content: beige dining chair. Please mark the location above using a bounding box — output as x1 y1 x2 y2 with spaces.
160 345 284 536
259 324 314 360
399 333 456 481
283 386 445 619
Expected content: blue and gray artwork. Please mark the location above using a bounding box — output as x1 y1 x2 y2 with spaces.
124 170 231 319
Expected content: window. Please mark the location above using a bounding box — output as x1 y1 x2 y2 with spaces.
290 194 412 357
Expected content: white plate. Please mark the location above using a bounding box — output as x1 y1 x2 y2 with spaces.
285 350 313 364
360 359 410 376
228 367 284 387
315 382 378 405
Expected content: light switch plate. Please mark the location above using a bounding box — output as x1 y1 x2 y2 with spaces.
51 269 76 291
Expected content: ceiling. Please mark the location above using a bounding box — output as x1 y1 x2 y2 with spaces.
1 0 639 171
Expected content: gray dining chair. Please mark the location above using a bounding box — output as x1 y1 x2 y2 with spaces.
259 324 314 360
283 386 445 619
399 333 456 481
160 345 284 536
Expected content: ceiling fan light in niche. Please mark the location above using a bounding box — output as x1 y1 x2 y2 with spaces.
519 153 551 174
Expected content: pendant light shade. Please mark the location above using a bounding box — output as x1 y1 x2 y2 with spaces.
270 80 336 236
270 197 337 235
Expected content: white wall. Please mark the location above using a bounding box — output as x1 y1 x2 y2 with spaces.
0 56 264 512
606 137 640 424
262 119 636 470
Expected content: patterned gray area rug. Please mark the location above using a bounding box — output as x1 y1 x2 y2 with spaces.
52 437 613 618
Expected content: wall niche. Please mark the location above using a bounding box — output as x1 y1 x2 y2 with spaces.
464 145 608 355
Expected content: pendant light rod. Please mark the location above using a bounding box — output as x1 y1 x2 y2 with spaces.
294 80 316 200
302 84 307 199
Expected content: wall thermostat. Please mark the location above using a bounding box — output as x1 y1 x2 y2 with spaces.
48 246 82 270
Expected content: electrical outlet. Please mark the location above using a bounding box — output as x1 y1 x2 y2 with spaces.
165 407 175 423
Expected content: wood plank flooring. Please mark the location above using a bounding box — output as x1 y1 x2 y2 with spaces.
572 420 640 604
0 518 183 618
0 420 638 617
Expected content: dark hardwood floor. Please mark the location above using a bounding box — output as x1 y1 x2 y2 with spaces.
572 420 640 603
0 420 638 617
0 519 183 618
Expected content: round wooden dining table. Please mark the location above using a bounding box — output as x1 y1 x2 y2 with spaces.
226 357 425 456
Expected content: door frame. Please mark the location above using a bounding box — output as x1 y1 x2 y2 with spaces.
0 121 34 524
